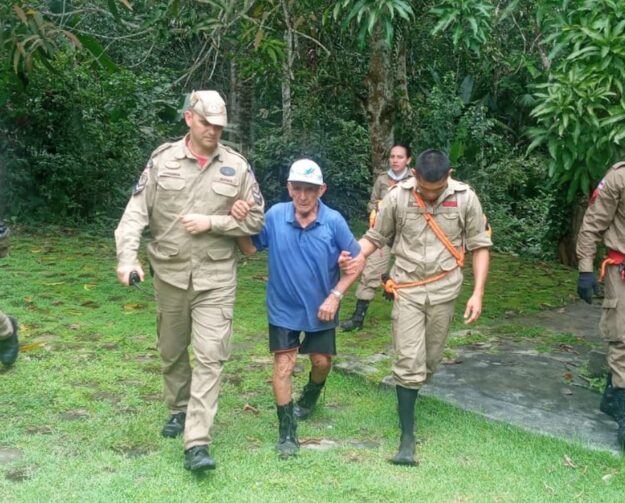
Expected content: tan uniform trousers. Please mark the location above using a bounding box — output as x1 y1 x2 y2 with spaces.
154 274 235 450
0 311 11 339
391 294 456 389
600 266 625 388
355 245 392 301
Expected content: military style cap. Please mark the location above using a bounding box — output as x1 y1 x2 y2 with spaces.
188 90 227 126
287 159 324 185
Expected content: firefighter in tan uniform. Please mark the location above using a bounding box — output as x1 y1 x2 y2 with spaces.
342 149 491 466
342 144 413 331
0 221 19 367
576 160 625 449
115 90 264 471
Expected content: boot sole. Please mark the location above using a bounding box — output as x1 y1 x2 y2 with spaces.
184 461 216 471
388 458 418 467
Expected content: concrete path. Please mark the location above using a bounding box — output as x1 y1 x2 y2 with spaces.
338 300 622 454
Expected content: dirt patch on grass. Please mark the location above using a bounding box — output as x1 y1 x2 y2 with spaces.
111 445 154 458
0 448 23 465
5 466 34 482
57 409 90 421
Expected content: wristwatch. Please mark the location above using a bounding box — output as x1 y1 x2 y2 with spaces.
330 289 344 300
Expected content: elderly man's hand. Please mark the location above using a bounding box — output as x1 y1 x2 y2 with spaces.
230 200 253 220
318 295 340 322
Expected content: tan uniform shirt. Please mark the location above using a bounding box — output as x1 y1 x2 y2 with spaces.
115 137 265 291
364 177 492 305
367 170 411 212
577 162 625 272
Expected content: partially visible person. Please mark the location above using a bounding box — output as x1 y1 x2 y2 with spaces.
341 149 491 466
115 90 265 472
237 159 362 457
342 144 413 331
576 160 625 449
0 220 18 367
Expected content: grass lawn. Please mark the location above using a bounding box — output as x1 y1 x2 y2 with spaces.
0 228 624 502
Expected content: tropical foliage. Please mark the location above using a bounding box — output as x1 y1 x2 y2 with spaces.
1 0 624 260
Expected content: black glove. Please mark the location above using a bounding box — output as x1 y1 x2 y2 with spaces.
577 272 598 304
381 273 394 301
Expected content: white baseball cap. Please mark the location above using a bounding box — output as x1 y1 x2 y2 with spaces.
287 159 324 185
188 90 227 126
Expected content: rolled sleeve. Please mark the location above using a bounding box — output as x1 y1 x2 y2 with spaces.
464 191 492 251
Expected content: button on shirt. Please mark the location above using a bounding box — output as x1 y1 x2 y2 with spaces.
253 200 361 332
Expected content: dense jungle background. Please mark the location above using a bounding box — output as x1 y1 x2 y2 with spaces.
2 0 625 263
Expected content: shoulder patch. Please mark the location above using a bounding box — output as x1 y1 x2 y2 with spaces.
252 183 264 206
133 170 149 196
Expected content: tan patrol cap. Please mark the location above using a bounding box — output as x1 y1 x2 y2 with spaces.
188 90 227 126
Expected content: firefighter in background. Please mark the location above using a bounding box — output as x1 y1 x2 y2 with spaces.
341 144 413 331
577 160 625 449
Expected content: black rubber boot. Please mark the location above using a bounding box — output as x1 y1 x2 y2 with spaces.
294 374 325 420
612 388 625 450
276 402 299 457
0 317 19 366
389 385 419 466
600 373 616 419
341 299 369 331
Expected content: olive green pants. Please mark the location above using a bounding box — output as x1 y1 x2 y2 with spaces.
391 295 456 389
355 245 391 301
600 266 625 388
0 311 11 339
154 274 235 450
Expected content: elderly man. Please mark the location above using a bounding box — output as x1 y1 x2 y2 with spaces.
343 149 491 466
237 159 362 457
115 90 264 471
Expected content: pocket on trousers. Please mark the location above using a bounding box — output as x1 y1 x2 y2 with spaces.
599 298 625 342
219 306 234 360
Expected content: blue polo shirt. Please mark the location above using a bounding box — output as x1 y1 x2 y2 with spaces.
253 200 361 332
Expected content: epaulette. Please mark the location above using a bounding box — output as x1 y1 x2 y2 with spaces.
611 161 625 170
150 142 174 159
220 144 248 166
449 178 469 192
398 177 415 189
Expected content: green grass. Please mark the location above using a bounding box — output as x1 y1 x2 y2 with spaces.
1 228 624 502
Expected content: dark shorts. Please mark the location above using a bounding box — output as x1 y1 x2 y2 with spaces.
269 324 336 355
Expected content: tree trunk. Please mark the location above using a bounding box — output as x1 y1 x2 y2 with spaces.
281 0 294 137
395 31 413 124
366 26 395 177
231 62 254 157
557 196 587 266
